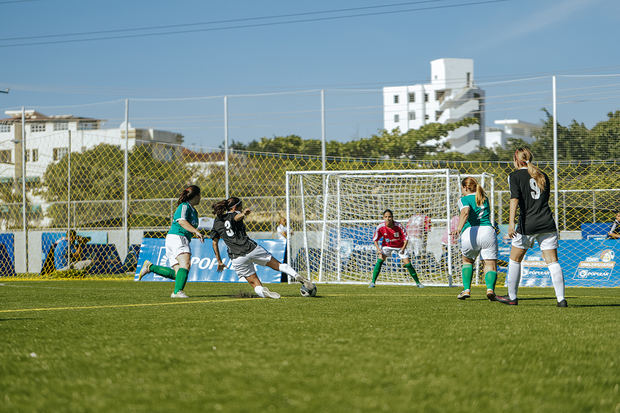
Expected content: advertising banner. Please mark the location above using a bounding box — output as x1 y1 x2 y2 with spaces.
520 239 619 287
135 238 285 283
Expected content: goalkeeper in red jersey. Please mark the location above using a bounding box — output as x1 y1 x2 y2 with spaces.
369 209 424 288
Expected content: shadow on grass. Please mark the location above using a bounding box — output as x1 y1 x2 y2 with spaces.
569 304 620 308
0 318 39 322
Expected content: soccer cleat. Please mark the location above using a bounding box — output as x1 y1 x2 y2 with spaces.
496 295 518 305
416 283 425 288
261 287 281 299
457 290 471 300
486 289 497 301
171 290 189 298
557 299 568 307
368 282 376 288
138 260 152 281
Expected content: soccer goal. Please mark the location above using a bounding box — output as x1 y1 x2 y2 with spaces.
285 169 494 286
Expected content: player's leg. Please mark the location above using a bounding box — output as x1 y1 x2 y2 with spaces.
458 255 474 299
458 227 476 299
401 254 423 287
171 253 191 297
265 255 314 290
370 250 388 287
539 233 566 307
233 253 280 299
479 226 498 301
483 260 497 300
245 273 280 299
496 236 528 305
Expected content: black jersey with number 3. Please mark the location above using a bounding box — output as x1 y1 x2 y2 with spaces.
508 168 557 235
209 212 257 258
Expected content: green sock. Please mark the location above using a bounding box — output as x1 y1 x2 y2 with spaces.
150 264 176 280
371 259 384 283
462 264 473 291
404 263 420 284
485 271 497 290
174 268 189 293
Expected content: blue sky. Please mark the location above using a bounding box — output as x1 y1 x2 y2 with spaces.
1 0 618 148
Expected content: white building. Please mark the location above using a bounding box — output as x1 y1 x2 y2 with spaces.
485 119 541 148
0 110 183 181
383 58 485 154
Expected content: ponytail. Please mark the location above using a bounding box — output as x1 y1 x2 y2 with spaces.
212 199 228 218
514 147 546 191
177 185 201 206
461 177 487 207
212 196 242 218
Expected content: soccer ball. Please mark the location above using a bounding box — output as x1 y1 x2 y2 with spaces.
300 283 317 297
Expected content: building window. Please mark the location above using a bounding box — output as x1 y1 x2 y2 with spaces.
466 72 471 87
53 147 68 161
393 95 399 104
0 150 11 163
32 149 39 162
394 114 400 123
78 121 97 130
424 93 429 102
0 124 10 133
30 122 46 132
54 122 68 131
408 93 415 103
425 114 429 120
408 112 416 120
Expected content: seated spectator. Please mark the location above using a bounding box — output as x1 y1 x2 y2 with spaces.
54 230 92 271
608 212 620 239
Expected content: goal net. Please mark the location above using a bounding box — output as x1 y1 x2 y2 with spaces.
285 170 494 286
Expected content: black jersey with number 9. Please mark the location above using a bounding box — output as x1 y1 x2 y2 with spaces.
209 212 257 258
508 169 557 235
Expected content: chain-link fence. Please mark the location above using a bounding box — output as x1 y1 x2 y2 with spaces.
0 74 618 284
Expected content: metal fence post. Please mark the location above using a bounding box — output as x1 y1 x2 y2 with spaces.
21 107 29 272
124 99 129 258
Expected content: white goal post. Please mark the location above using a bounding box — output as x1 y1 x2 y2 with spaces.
285 169 495 286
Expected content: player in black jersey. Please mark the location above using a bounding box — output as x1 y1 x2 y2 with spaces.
496 148 567 307
209 197 316 299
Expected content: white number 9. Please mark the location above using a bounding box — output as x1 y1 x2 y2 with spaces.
529 178 541 200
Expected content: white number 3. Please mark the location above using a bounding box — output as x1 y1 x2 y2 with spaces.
224 220 234 236
529 178 541 200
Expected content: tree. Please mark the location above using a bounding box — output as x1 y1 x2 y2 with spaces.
40 144 195 228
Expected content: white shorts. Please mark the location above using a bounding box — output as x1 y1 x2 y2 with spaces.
511 232 558 250
165 234 191 267
460 226 498 261
380 246 410 259
231 245 273 279
410 237 426 256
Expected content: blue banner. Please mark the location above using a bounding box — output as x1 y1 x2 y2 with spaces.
135 238 285 283
519 239 620 287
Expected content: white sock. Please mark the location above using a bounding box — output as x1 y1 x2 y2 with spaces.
548 262 565 302
279 263 303 282
254 285 266 298
507 259 521 300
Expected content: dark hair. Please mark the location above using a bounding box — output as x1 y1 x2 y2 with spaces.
212 197 242 218
177 185 201 206
382 209 394 217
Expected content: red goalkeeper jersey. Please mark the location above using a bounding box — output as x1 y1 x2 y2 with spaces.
373 222 407 248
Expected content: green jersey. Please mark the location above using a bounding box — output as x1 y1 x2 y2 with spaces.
168 202 199 240
457 194 492 232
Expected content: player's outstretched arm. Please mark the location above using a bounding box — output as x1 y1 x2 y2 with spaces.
178 219 204 242
234 208 252 221
211 237 227 271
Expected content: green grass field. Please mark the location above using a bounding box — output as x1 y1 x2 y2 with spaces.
1 280 618 412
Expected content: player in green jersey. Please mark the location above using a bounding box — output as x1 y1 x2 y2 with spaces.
138 185 204 298
452 177 498 301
